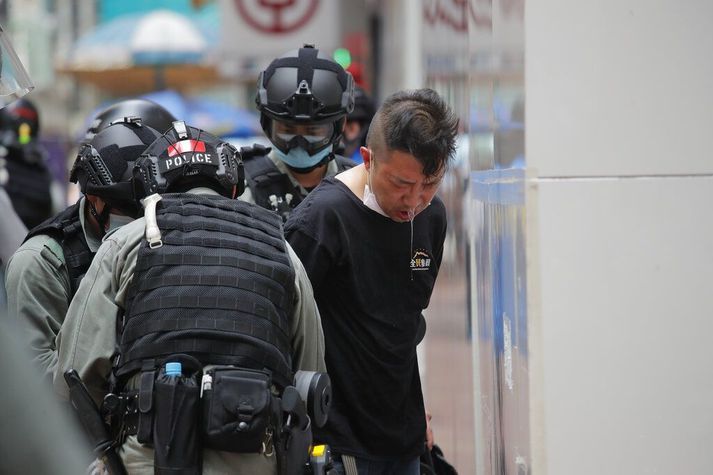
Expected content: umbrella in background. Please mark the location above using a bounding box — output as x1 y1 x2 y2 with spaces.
57 9 222 95
140 90 261 138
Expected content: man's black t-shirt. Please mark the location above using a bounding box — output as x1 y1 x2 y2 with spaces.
284 177 446 460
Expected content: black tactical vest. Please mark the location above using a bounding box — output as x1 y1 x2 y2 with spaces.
4 150 53 229
243 150 355 221
116 193 296 389
25 201 93 297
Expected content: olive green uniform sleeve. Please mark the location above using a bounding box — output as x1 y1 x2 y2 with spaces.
5 234 71 381
53 219 142 404
0 187 27 265
286 241 326 373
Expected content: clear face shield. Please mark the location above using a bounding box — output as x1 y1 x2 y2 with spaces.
0 26 34 106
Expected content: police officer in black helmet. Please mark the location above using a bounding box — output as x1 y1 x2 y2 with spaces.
338 86 376 163
243 44 355 221
4 101 173 381
84 98 177 141
53 120 326 474
0 98 59 229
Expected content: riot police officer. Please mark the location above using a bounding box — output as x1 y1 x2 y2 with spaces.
338 86 376 163
4 105 170 381
53 120 326 474
0 98 57 228
83 97 177 141
242 44 355 221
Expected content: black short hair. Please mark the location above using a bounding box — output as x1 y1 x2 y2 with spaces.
366 88 459 177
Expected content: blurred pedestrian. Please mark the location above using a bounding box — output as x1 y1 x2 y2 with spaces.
0 21 94 475
0 182 26 312
0 172 27 266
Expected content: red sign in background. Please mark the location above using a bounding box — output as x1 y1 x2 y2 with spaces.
234 0 320 34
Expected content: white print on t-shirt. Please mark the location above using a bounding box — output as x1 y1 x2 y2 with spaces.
410 249 432 271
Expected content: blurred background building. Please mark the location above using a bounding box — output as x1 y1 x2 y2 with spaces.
3 0 712 474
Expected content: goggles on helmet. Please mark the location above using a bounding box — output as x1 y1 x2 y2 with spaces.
269 120 334 156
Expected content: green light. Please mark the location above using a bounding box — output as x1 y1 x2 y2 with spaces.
333 48 352 69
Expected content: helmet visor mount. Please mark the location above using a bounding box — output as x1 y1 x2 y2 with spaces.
270 119 334 155
70 142 139 216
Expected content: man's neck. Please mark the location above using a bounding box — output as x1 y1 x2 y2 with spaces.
289 163 328 190
336 164 367 199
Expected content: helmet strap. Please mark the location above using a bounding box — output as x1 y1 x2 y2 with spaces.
88 200 112 238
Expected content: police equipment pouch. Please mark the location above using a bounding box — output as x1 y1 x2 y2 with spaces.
152 357 202 475
202 366 275 453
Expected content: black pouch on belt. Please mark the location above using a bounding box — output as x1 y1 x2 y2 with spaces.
202 367 274 453
153 356 202 475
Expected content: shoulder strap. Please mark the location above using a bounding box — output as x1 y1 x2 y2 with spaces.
25 201 82 244
43 237 66 266
26 201 93 297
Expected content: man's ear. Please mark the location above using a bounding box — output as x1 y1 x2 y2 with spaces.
360 146 371 169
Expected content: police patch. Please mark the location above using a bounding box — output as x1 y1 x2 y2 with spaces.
159 139 217 173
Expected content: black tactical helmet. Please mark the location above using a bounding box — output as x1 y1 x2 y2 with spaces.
133 120 243 199
0 98 39 146
256 44 355 156
70 118 161 217
84 98 176 141
349 87 375 123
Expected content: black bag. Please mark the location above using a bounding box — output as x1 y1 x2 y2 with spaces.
202 367 275 453
420 444 458 475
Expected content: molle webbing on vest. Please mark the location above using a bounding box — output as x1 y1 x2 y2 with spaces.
117 193 295 388
25 200 93 297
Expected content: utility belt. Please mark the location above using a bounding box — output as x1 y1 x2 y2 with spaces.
104 355 331 475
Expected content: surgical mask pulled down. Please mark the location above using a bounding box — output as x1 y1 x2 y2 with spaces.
362 183 389 218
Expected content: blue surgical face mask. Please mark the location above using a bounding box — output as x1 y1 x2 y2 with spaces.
106 213 134 234
274 146 331 170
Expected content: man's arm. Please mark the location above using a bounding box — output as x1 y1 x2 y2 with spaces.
286 241 326 373
53 220 143 405
5 236 71 380
52 238 125 405
284 225 334 294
